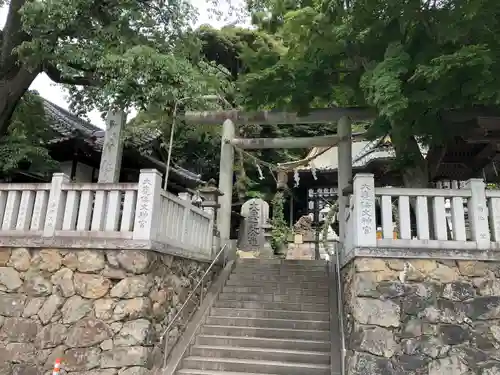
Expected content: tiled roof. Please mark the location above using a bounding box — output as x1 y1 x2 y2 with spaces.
42 99 160 150
41 99 202 184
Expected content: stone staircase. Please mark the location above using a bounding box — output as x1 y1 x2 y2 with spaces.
175 259 335 375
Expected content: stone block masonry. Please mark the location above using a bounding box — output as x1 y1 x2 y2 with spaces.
342 257 500 375
0 248 213 375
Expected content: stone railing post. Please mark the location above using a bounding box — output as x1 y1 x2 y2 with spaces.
133 169 162 240
352 173 377 247
179 201 190 244
43 173 70 237
466 178 490 248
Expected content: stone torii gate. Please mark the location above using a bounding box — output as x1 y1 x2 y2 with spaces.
182 107 376 249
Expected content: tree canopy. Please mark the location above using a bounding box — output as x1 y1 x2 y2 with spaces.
240 0 500 186
130 25 345 201
0 0 230 136
6 0 500 192
0 91 58 178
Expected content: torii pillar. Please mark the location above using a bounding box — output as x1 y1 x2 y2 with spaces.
337 116 352 241
98 110 127 183
217 119 235 256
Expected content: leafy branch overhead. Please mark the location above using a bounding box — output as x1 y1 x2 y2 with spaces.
0 91 58 177
129 25 341 200
239 0 500 187
0 0 232 136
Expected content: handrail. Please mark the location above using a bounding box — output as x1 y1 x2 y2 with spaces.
327 241 346 375
334 242 346 375
161 243 228 367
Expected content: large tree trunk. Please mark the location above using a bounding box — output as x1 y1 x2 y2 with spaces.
0 0 39 136
390 131 429 188
0 0 101 136
390 130 434 237
0 67 40 136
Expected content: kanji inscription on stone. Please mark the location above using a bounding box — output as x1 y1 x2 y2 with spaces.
238 198 269 251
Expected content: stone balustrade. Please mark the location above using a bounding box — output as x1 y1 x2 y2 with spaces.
0 170 215 261
343 174 500 263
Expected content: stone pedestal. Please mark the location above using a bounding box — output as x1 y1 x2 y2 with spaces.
260 223 274 258
286 242 315 260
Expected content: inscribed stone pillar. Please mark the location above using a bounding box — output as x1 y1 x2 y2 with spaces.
98 110 126 183
338 116 352 241
238 198 269 252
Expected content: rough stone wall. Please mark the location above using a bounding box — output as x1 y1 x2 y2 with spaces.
0 248 213 375
342 257 500 375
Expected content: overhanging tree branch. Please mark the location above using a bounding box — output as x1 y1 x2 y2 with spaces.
1 0 30 73
44 63 102 86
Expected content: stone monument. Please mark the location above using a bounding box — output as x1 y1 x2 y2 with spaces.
238 198 270 255
98 110 126 183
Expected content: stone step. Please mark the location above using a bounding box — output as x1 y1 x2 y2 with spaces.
200 325 330 341
229 274 328 282
225 279 329 289
181 357 330 375
233 269 328 275
237 259 326 266
210 307 330 321
234 264 328 274
232 267 327 275
222 286 329 296
206 316 329 331
177 370 340 375
189 345 330 365
177 370 278 375
231 273 328 280
217 293 327 304
213 300 329 312
196 334 331 352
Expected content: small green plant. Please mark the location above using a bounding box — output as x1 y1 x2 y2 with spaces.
271 191 289 253
321 200 338 250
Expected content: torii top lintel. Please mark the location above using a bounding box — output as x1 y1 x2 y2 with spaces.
182 106 500 128
182 107 376 125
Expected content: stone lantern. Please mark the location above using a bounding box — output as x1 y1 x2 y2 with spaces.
197 179 224 259
277 169 288 190
197 179 223 232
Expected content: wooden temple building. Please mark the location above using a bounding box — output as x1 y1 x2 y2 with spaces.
283 113 500 227
8 99 203 194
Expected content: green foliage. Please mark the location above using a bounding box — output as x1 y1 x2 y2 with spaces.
321 200 338 250
129 25 342 200
127 105 222 179
0 0 233 133
238 0 500 186
360 43 410 121
246 0 318 34
0 92 58 177
196 25 281 81
270 190 289 252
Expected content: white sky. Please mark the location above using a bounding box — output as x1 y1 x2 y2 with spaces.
0 0 247 128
